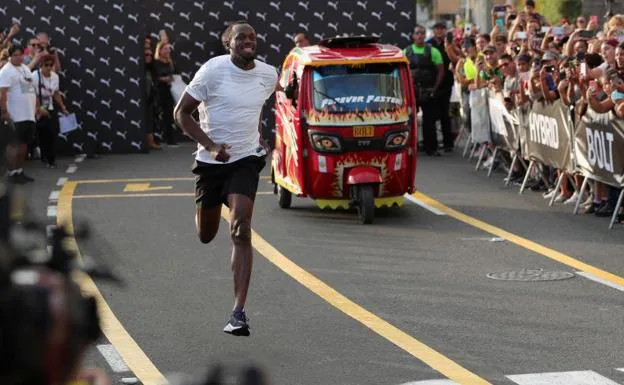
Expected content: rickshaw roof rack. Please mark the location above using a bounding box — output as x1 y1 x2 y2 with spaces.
318 35 380 49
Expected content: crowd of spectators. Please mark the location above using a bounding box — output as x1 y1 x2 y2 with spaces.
430 0 624 221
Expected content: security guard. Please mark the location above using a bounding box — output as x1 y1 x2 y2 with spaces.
404 25 445 156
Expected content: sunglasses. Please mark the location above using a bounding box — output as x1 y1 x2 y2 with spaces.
414 31 426 35
42 62 54 67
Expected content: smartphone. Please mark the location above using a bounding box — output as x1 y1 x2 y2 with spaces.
496 18 506 32
579 30 596 39
464 25 472 35
590 15 599 25
580 62 588 78
494 5 507 13
559 71 567 80
516 31 527 40
544 65 555 73
536 32 546 38
446 31 454 43
541 26 550 33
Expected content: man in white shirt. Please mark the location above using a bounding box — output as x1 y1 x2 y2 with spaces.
0 45 37 184
174 21 278 336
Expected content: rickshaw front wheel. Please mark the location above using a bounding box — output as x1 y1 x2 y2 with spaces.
357 184 375 225
278 186 292 209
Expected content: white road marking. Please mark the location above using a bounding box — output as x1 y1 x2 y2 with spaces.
46 206 57 218
57 177 68 186
507 370 620 385
617 368 624 372
404 193 446 216
576 271 624 293
97 344 130 373
399 381 458 385
75 154 86 163
48 190 60 201
66 164 78 173
121 377 139 384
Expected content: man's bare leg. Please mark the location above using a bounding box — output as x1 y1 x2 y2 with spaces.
196 204 222 244
227 193 254 312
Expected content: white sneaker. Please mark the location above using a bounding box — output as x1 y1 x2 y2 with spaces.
563 192 579 205
543 189 556 199
554 193 568 203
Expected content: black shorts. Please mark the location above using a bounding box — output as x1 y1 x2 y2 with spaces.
13 121 36 144
192 155 266 209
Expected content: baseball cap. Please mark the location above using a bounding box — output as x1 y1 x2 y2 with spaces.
433 21 446 29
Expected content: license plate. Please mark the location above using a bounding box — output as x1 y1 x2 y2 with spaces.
353 126 374 137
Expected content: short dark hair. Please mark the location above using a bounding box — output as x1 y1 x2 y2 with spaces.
500 53 513 62
8 45 23 56
478 33 491 43
222 20 251 44
526 0 536 7
414 24 425 32
495 35 508 44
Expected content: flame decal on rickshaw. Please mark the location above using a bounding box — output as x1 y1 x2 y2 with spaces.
305 105 410 127
332 155 389 197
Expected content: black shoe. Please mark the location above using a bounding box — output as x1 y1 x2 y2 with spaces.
444 147 454 153
595 202 615 217
19 173 34 182
583 202 599 214
223 310 250 336
9 174 27 185
529 182 548 192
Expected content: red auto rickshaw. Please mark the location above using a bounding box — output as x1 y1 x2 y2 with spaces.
272 36 417 224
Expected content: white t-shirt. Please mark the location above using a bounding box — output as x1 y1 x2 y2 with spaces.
32 70 60 111
185 55 278 164
0 63 37 122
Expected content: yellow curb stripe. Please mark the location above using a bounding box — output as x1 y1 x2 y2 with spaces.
412 191 624 287
58 182 167 385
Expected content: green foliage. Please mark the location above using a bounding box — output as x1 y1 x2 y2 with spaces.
515 0 582 24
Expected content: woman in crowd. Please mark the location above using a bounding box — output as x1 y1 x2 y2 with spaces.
144 46 161 150
32 54 68 168
153 40 179 147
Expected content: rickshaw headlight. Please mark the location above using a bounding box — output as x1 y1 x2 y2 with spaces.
385 130 409 149
310 133 342 153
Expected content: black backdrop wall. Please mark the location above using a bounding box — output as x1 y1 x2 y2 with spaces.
4 0 415 154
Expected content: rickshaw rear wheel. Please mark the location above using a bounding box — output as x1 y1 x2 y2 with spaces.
278 186 292 209
357 184 375 224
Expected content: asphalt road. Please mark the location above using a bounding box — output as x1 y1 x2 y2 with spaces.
22 144 624 385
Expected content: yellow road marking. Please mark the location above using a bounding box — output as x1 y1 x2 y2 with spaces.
124 183 173 192
73 176 270 184
58 182 166 385
72 192 273 199
412 191 624 287
220 211 492 385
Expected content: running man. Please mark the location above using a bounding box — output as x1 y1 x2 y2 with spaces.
174 21 277 336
